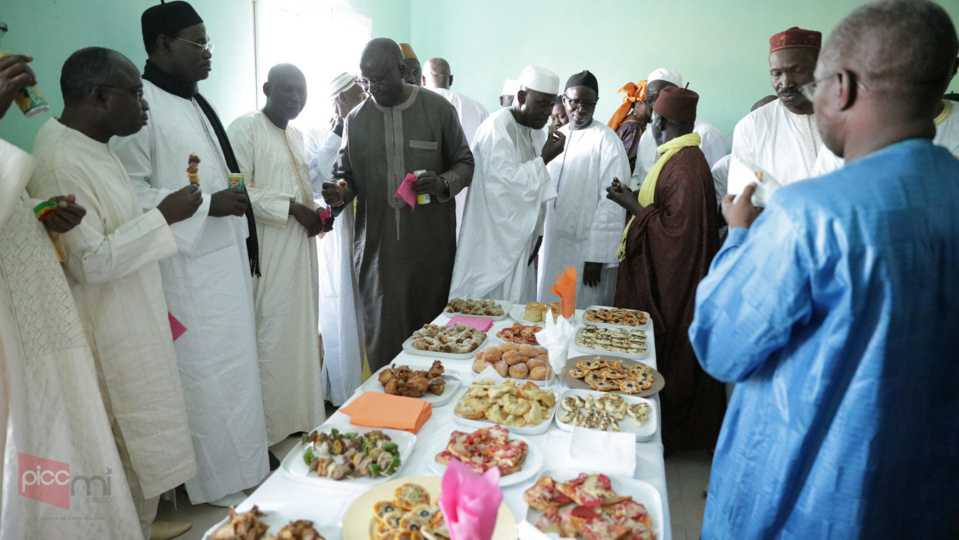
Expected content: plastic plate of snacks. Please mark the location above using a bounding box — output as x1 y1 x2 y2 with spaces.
444 298 512 321
401 323 488 360
572 325 652 359
202 504 333 540
452 378 557 436
359 363 462 407
424 427 545 487
563 354 665 398
554 388 657 441
581 305 651 330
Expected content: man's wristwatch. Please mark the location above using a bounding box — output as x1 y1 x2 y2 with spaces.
442 177 450 193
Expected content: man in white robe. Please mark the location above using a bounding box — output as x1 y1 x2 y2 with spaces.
0 52 143 539
304 72 366 406
630 68 728 189
422 57 490 241
812 97 959 174
228 64 327 445
731 27 824 186
541 70 628 307
451 65 565 303
110 1 268 506
500 79 518 108
28 48 200 538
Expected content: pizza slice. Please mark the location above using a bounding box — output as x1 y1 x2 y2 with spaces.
556 473 632 507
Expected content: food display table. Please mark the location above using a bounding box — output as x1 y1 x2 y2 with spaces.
220 309 671 540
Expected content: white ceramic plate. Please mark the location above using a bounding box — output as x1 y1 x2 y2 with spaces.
424 431 545 487
341 475 516 540
443 299 513 321
522 469 664 540
401 333 488 361
452 402 556 436
508 303 568 325
279 424 416 486
580 305 651 330
359 367 462 407
553 388 657 442
572 326 651 359
202 504 333 540
489 322 545 346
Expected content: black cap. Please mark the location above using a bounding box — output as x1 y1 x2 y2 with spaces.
565 70 598 94
141 1 203 52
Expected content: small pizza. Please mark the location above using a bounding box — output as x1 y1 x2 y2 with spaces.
496 323 543 345
556 473 631 508
577 359 603 371
619 381 643 394
434 425 528 476
568 368 589 379
394 483 430 510
588 379 619 392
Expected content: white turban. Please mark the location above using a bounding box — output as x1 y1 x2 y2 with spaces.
500 79 518 97
646 67 683 88
518 66 559 95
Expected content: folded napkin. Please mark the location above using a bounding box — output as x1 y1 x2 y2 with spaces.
168 312 187 341
394 173 419 210
439 458 503 540
537 308 575 378
549 266 577 319
565 426 636 477
448 316 493 332
340 392 431 433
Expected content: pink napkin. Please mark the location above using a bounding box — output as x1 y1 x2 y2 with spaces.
394 173 418 210
168 312 187 341
439 459 503 540
447 316 494 332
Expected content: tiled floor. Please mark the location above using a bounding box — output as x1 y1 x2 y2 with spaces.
155 411 713 540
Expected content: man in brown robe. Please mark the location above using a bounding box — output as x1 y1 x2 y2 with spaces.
322 38 474 372
606 86 725 452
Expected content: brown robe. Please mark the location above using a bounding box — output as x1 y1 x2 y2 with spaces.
614 146 726 452
334 87 474 372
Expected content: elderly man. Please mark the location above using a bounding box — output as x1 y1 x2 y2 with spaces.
111 0 269 507
691 2 959 537
540 70 629 308
451 66 565 303
228 64 329 446
321 38 473 372
398 43 421 87
630 68 727 187
305 72 366 406
731 27 823 185
607 87 725 452
500 79 518 107
29 47 199 538
422 57 489 240
0 52 144 540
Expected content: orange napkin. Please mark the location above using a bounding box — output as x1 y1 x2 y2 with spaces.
550 265 577 319
340 392 432 433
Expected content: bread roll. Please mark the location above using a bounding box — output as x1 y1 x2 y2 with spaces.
502 350 525 366
524 301 545 322
526 358 546 369
473 359 491 374
529 365 548 380
494 360 509 377
509 363 529 379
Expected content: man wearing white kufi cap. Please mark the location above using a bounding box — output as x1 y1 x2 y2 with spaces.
451 65 566 302
630 67 728 189
500 78 518 107
302 71 367 406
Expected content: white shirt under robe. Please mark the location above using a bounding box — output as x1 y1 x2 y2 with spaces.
731 99 821 186
451 107 555 303
541 120 629 307
228 111 326 444
110 80 269 504
631 117 728 190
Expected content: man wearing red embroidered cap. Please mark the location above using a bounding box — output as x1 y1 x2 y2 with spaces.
732 27 824 185
606 86 725 453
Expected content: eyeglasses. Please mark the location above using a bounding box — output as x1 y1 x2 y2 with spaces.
564 95 597 111
799 71 869 101
356 76 389 90
176 37 214 54
101 85 145 101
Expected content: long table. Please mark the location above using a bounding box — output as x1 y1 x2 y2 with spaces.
226 309 672 540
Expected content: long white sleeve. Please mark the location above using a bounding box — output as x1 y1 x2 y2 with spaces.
582 136 629 264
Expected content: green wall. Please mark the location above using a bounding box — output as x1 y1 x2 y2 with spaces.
0 0 410 152
409 0 959 136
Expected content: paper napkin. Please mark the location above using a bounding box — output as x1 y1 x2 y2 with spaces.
537 307 575 378
447 316 494 332
339 392 431 433
565 426 636 478
439 458 504 540
549 266 577 319
394 173 419 210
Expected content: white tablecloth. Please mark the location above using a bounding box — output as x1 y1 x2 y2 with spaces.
230 309 671 540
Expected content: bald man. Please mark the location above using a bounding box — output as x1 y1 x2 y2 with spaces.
228 63 329 447
422 57 488 240
691 1 959 536
321 38 473 372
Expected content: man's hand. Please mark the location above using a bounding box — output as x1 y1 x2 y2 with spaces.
43 195 86 234
0 54 37 120
330 116 345 138
412 171 447 196
541 131 566 164
208 188 249 217
316 208 335 233
605 177 642 216
583 262 603 287
321 180 348 207
157 184 202 224
722 183 762 229
290 202 323 236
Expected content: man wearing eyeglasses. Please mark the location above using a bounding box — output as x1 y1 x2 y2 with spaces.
111 0 269 509
539 70 629 308
692 1 959 536
730 27 824 186
321 38 474 373
629 68 727 190
28 47 200 540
